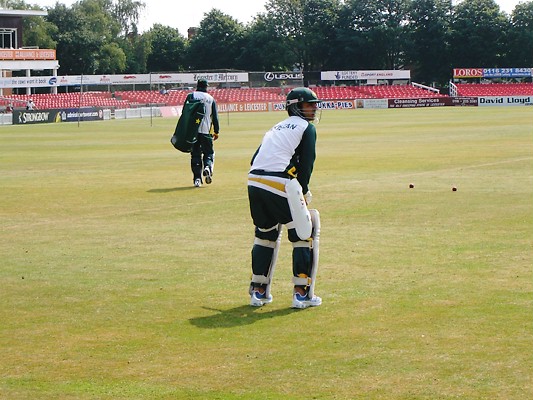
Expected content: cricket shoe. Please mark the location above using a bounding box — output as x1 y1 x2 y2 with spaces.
203 166 213 184
194 178 202 187
291 292 322 309
250 290 273 307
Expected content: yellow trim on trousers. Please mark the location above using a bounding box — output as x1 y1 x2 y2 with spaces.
248 177 287 193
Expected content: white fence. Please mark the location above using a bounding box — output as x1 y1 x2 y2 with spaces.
114 107 161 119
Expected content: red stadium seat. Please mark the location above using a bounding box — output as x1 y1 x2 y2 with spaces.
456 83 533 96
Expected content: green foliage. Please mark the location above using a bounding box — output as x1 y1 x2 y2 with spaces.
237 14 291 71
8 0 533 78
406 0 452 85
44 2 108 74
0 0 28 9
263 0 342 70
24 0 144 74
77 0 121 40
145 24 187 72
111 0 145 36
508 1 533 66
186 9 246 70
96 42 127 73
450 0 510 67
23 15 58 50
123 33 151 74
336 0 408 70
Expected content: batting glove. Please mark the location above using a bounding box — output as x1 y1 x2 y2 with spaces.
304 190 312 205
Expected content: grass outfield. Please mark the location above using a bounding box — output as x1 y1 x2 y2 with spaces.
1 107 532 399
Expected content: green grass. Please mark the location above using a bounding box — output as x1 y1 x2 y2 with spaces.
1 107 532 399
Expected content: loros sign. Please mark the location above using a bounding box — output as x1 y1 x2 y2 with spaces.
453 68 484 78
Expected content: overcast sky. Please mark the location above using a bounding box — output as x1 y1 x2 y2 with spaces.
31 0 525 37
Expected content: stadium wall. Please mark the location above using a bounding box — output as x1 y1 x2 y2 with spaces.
2 96 531 126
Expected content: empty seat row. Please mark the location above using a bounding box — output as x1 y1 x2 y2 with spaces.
456 83 533 96
3 85 484 109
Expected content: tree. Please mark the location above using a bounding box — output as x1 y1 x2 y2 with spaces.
297 0 342 70
333 1 374 70
23 8 58 51
99 0 147 73
145 24 187 72
45 0 139 74
262 0 342 71
335 0 410 70
186 9 246 70
4 0 532 80
118 33 150 73
111 0 145 36
23 15 57 50
506 1 533 67
77 0 121 40
96 42 126 73
449 0 509 68
0 0 27 10
46 3 102 74
239 14 293 71
406 0 452 85
377 0 411 69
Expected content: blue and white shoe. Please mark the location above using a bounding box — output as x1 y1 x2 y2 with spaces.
250 290 273 307
292 292 322 309
203 166 212 184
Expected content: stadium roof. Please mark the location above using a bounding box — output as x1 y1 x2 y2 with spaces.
0 9 48 18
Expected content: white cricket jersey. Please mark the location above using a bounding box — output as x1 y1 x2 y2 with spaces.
191 91 215 134
251 116 309 172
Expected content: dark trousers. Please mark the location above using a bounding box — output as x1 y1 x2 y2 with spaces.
191 133 214 181
248 185 312 281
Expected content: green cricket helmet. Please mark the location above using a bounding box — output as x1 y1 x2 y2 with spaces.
197 79 209 91
286 87 322 121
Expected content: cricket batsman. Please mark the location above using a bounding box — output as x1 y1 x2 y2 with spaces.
247 87 322 309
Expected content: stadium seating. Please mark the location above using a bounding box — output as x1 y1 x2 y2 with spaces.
0 85 444 109
115 88 286 105
313 86 371 99
209 87 285 102
3 83 532 110
355 85 445 98
456 83 533 96
114 90 189 106
2 92 131 109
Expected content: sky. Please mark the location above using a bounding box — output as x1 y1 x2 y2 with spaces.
31 0 525 37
